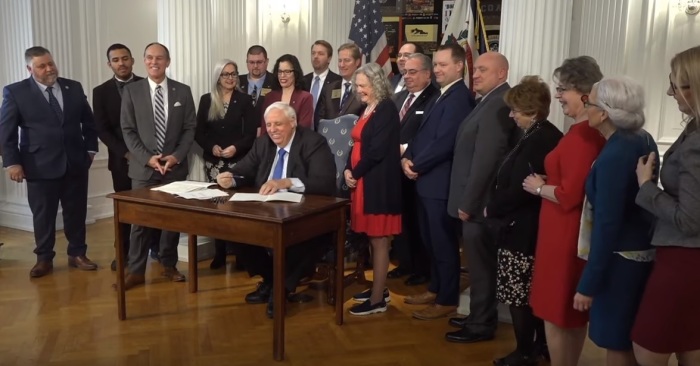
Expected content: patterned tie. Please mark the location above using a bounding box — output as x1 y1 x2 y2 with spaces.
250 84 258 106
399 93 415 121
311 76 321 107
272 149 287 180
116 80 127 97
46 86 63 123
154 85 166 154
340 82 351 110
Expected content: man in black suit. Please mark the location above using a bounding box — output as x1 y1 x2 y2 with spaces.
390 42 423 93
0 46 99 277
238 45 280 110
389 52 438 286
93 43 159 271
302 40 342 111
313 42 364 129
216 102 335 318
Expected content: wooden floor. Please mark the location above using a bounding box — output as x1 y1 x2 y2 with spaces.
0 219 614 365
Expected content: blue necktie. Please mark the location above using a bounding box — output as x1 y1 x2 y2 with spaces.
340 82 351 109
311 76 321 107
272 149 287 180
46 86 63 123
250 84 258 106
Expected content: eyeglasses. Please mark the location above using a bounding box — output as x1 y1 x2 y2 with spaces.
581 94 603 109
247 60 265 65
397 52 413 58
555 86 569 95
220 72 238 79
669 75 690 94
401 69 426 76
277 69 295 76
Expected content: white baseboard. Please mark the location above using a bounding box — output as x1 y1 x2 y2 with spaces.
177 236 215 262
458 288 512 324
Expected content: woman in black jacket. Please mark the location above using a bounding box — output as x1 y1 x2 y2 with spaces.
344 63 402 316
195 59 257 269
486 76 563 365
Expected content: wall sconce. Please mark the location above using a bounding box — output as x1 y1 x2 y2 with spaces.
281 10 291 24
678 0 700 15
268 0 295 24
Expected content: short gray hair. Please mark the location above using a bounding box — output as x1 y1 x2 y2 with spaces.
592 76 645 130
406 53 432 71
352 63 393 102
263 102 297 127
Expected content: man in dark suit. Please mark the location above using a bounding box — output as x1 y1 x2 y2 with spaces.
389 52 438 286
302 40 342 111
445 52 517 343
314 42 364 129
216 102 335 318
390 42 423 93
238 45 280 110
119 42 197 289
93 43 159 272
0 46 99 277
401 44 476 320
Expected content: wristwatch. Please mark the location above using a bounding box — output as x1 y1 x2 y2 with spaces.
536 186 543 196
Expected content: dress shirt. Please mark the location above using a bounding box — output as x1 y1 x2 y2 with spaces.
147 77 169 124
247 76 266 99
34 78 64 109
394 77 406 93
266 131 305 192
313 69 330 87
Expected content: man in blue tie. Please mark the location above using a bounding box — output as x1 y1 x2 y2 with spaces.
216 102 336 318
302 40 342 112
313 42 364 129
0 46 99 277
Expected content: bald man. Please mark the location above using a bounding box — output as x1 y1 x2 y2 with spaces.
446 52 519 343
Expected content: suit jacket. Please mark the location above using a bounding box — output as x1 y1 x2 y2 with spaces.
390 74 403 91
259 89 314 131
447 83 517 219
0 77 98 179
195 91 257 164
404 81 476 200
314 79 363 130
345 99 402 214
393 84 439 144
93 75 144 171
120 78 196 181
485 120 562 254
302 70 342 92
239 71 280 118
228 127 336 196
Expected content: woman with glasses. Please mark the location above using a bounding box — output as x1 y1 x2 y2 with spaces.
195 59 257 269
260 54 314 134
632 45 700 366
574 77 657 366
522 56 606 366
487 76 562 366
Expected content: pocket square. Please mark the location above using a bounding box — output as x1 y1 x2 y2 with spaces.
173 102 182 107
416 111 424 115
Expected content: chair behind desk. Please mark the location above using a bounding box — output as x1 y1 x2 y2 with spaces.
316 115 370 302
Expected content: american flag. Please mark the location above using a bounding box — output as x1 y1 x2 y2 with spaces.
348 0 392 76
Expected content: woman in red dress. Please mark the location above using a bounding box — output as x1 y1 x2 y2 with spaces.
522 56 605 366
343 63 402 316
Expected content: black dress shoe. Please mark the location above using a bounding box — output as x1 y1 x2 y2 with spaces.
387 267 411 279
111 259 117 272
209 252 226 270
245 281 272 304
266 288 290 319
445 328 494 343
448 316 470 328
493 350 539 366
404 274 429 286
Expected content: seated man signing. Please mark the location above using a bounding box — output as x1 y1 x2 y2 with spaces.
216 101 336 318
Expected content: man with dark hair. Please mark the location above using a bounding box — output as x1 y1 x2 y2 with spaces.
302 40 341 110
119 42 197 289
391 42 424 92
314 42 363 129
238 45 280 109
0 46 99 277
93 43 160 271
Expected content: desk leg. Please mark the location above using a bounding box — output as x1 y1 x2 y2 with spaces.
114 202 126 320
335 208 346 326
273 242 286 361
188 234 198 293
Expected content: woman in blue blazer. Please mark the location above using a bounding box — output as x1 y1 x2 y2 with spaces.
574 77 658 365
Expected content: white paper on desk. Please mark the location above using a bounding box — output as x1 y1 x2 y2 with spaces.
175 189 229 200
229 192 303 203
151 181 217 194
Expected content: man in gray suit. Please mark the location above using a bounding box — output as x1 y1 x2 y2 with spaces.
119 42 197 289
445 52 517 343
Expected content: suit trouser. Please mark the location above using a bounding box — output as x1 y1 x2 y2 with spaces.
110 161 132 256
393 177 430 276
236 234 330 293
417 196 460 306
461 221 498 334
26 164 89 262
128 174 179 275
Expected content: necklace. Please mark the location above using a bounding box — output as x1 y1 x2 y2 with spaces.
363 102 378 117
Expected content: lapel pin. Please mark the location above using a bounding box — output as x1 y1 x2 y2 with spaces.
64 85 69 89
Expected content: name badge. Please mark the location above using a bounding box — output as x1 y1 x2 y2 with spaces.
416 111 424 115
261 88 272 96
331 89 342 99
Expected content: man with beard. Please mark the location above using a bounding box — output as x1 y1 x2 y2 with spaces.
303 40 341 112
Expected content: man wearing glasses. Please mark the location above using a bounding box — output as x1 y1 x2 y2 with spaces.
391 42 424 93
238 45 280 110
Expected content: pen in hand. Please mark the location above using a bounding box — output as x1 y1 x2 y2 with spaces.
528 162 536 176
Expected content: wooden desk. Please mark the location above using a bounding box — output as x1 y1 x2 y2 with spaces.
108 188 348 361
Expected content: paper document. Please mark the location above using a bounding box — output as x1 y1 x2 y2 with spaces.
175 189 229 200
229 192 303 203
151 181 217 194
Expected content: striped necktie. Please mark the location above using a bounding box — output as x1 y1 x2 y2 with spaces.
154 85 166 154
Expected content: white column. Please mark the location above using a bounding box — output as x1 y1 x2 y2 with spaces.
500 0 574 132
